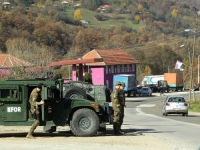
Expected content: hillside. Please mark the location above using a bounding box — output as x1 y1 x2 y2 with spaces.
0 0 200 83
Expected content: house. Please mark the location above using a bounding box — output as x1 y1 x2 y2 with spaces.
61 1 69 7
80 20 91 25
0 54 33 75
81 49 139 89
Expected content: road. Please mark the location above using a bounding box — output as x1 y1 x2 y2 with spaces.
0 91 200 150
126 91 200 125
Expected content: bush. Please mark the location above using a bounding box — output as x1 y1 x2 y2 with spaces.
95 14 103 21
188 100 200 112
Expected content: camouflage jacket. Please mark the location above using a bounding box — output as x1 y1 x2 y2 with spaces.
29 88 42 113
119 89 125 106
111 88 121 108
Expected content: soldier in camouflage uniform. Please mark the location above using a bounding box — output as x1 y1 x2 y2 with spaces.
26 83 44 139
119 82 126 133
111 81 124 135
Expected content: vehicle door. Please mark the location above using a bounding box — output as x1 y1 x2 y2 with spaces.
0 85 28 121
41 85 58 121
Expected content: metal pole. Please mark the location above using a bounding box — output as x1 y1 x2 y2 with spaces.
188 43 191 102
191 30 196 101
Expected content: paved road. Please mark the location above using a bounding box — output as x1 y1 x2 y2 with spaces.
126 91 200 125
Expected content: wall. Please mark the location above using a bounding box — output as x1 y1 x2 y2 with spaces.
84 64 136 89
104 64 136 89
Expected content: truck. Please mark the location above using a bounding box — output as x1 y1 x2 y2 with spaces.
113 74 137 97
0 78 112 137
164 73 183 91
141 75 164 92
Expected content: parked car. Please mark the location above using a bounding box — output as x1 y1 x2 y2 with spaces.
162 96 188 116
138 87 152 96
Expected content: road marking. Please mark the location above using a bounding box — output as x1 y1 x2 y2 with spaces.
137 104 156 107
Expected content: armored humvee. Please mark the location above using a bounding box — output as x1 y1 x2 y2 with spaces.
0 78 113 137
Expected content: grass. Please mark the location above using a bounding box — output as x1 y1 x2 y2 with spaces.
65 7 141 30
188 99 200 112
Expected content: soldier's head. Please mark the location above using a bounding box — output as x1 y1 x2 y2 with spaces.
115 81 121 89
37 83 43 91
120 82 125 89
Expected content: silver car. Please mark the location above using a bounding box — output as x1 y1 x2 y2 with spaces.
162 96 188 116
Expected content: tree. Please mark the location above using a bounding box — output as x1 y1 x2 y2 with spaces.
171 9 178 28
138 4 143 10
171 9 178 18
74 9 83 20
135 15 141 22
84 69 92 83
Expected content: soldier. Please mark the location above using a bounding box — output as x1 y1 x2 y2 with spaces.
26 83 45 139
119 82 126 133
111 81 124 135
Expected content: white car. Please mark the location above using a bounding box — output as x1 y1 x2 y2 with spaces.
138 87 152 96
162 96 188 116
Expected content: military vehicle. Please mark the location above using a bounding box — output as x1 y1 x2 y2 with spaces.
0 78 113 137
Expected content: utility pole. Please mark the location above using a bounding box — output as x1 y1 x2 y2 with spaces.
184 29 196 102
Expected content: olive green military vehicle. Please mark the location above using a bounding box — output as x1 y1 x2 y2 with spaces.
0 78 113 137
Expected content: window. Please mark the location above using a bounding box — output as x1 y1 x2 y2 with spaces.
132 64 135 71
0 89 18 99
1 89 10 98
124 66 127 72
122 65 124 72
117 65 120 73
105 66 108 74
111 66 114 73
127 64 129 72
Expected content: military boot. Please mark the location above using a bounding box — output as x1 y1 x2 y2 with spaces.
26 133 35 139
114 123 124 135
113 122 118 134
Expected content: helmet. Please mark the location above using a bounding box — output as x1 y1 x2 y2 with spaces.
115 81 121 86
121 82 125 87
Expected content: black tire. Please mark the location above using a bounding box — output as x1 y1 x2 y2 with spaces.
43 126 57 133
70 108 99 137
164 111 168 116
64 86 87 99
182 113 185 116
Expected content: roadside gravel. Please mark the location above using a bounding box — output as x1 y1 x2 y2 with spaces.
0 125 175 150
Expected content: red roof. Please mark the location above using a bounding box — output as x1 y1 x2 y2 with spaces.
49 58 104 67
0 54 33 68
82 49 138 66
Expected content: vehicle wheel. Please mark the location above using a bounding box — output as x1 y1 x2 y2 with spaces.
64 86 87 99
164 111 168 116
70 108 99 137
127 91 131 97
182 113 185 116
43 126 57 133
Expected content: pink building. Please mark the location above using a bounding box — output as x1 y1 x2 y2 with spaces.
49 49 139 90
81 49 138 89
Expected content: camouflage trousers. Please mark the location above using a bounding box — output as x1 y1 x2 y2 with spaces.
28 114 40 135
113 107 123 133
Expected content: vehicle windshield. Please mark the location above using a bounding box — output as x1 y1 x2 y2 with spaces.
168 97 185 102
